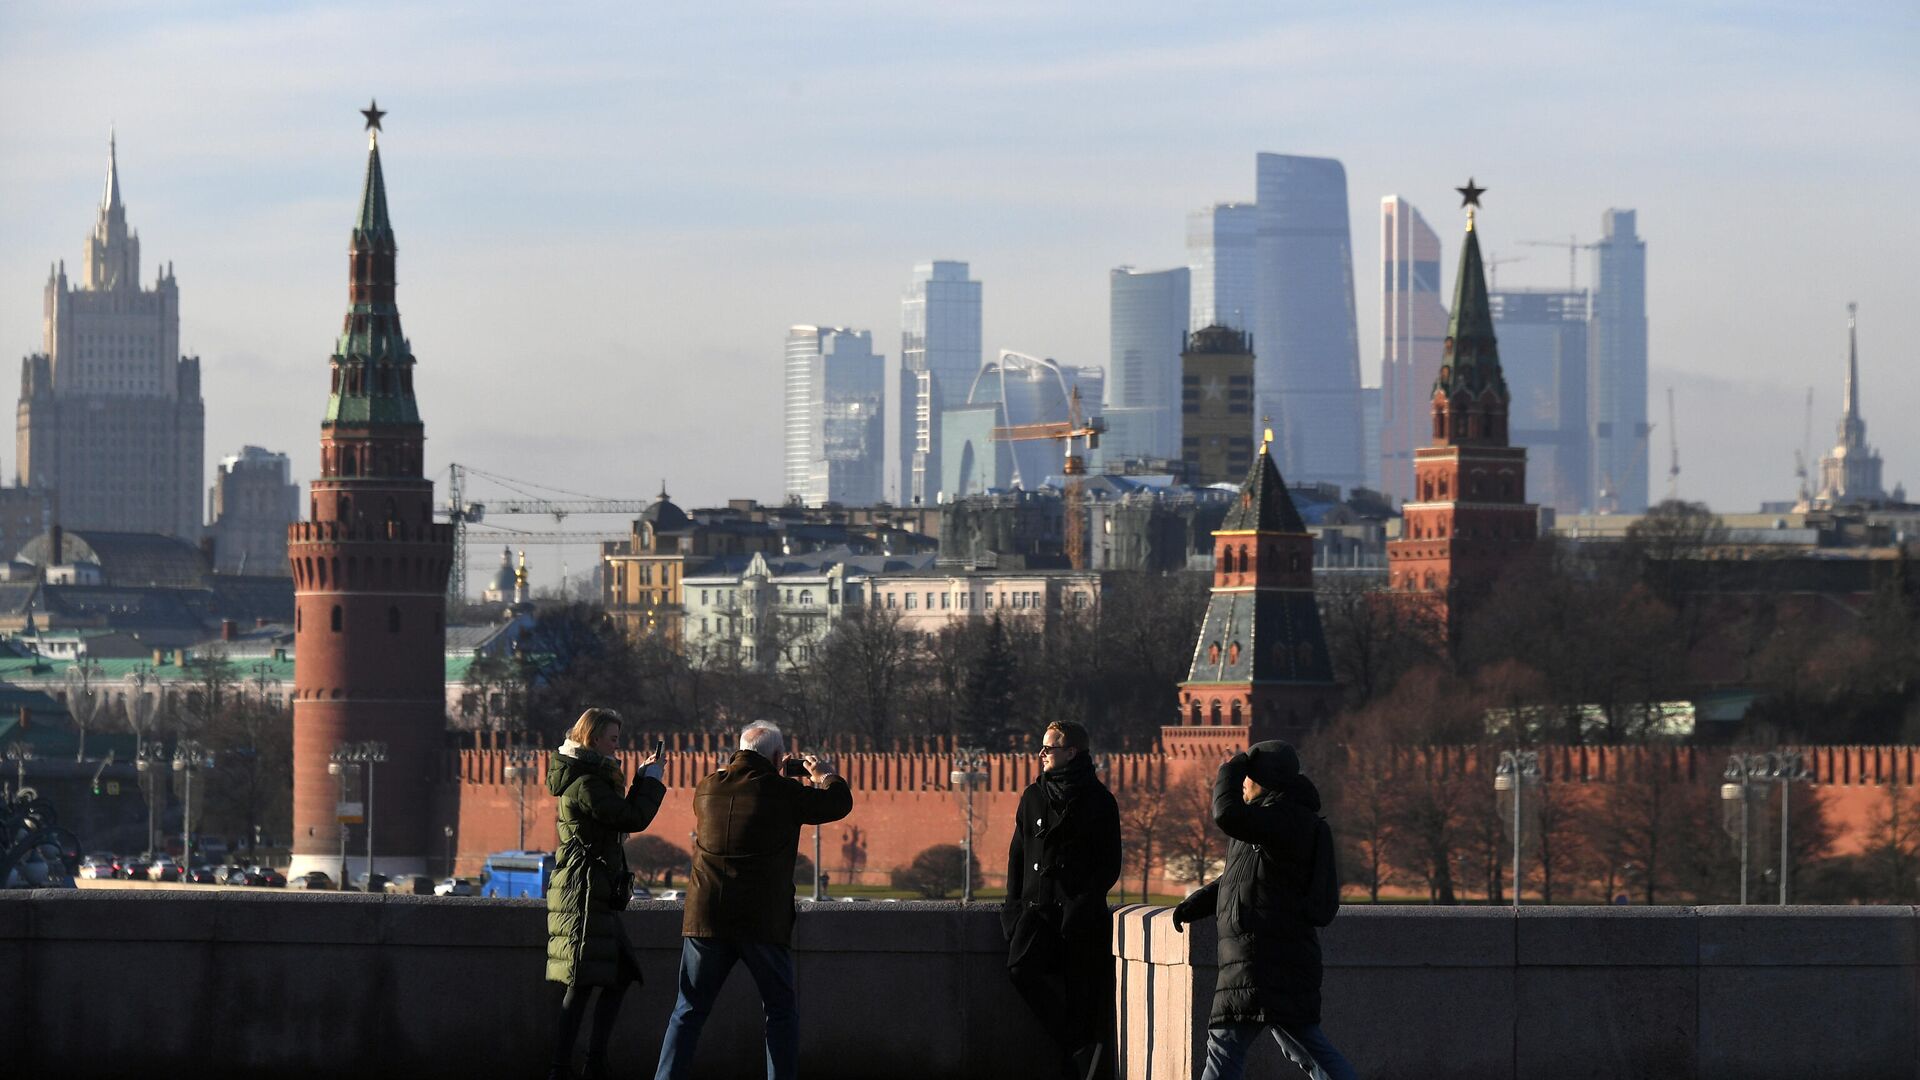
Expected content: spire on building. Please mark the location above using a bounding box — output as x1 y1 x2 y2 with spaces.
103 127 122 211
1434 185 1505 401
1220 436 1307 533
327 102 418 433
1842 301 1861 437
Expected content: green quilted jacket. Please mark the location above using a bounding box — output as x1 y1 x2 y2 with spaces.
543 743 666 987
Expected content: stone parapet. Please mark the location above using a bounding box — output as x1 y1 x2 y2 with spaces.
6 895 1916 1079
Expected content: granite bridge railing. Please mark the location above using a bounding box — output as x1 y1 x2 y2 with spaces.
2 893 1915 1079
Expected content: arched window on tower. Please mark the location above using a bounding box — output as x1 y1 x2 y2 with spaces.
330 605 342 632
1231 700 1243 725
1189 701 1202 725
1209 701 1223 726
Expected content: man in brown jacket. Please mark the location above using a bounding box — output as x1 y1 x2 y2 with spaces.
653 721 853 1080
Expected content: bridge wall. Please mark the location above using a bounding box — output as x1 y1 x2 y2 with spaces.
3 893 1916 1079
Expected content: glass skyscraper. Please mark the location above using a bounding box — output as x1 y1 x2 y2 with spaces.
1253 154 1365 493
784 326 883 506
892 261 982 506
1378 196 1447 506
1187 203 1257 333
1589 209 1648 513
1493 289 1591 514
1107 266 1190 462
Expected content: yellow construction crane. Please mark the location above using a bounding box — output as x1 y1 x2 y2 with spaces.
991 386 1104 569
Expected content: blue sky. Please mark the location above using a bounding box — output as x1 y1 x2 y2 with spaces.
1 2 1915 587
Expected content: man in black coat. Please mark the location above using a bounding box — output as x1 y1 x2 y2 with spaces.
1002 720 1122 1080
1172 740 1356 1080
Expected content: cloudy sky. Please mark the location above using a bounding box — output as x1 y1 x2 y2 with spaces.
1 1 1915 588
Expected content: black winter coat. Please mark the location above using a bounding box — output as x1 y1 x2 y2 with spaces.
1173 753 1323 1028
1000 754 1122 969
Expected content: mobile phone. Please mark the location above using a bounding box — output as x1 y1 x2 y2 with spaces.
653 739 664 759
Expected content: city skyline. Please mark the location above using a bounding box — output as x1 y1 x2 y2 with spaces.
1 3 1913 589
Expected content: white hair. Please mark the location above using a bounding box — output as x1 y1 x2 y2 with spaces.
739 721 784 759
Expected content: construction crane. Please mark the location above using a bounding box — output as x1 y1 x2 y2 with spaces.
440 463 655 603
1517 235 1596 291
1794 386 1815 504
1666 386 1680 500
991 386 1104 569
1484 253 1527 290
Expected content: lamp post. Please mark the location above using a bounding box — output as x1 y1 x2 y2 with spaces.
331 740 389 887
124 665 158 761
64 656 105 762
1494 750 1541 908
949 747 989 904
134 742 168 857
444 824 456 879
1723 750 1812 905
172 740 211 864
503 748 537 852
5 741 32 798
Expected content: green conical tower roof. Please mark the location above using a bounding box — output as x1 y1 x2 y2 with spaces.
1221 437 1307 533
326 128 418 429
355 134 392 242
1435 209 1507 399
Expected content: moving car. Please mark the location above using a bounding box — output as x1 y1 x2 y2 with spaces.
118 855 151 880
652 889 685 902
432 878 477 897
184 866 221 885
291 871 335 890
78 854 117 880
147 856 182 882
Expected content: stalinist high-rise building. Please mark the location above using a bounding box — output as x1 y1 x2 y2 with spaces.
17 135 205 538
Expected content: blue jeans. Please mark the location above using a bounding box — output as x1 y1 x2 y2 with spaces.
1200 1021 1357 1080
653 937 799 1080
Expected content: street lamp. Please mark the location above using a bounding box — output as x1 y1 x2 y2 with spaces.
1723 750 1813 905
949 747 990 904
503 748 537 852
1494 750 1541 908
63 656 104 762
247 661 283 709
172 740 212 864
331 740 389 888
134 742 169 857
5 742 32 798
124 665 159 760
444 824 456 879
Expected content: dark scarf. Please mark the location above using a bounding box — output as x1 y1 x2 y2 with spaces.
1042 750 1098 810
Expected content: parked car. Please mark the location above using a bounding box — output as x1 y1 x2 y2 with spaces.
184 865 221 885
631 884 654 901
78 853 117 880
291 871 335 890
147 856 182 882
432 878 477 897
383 874 435 895
249 866 287 888
352 872 390 895
118 855 151 880
652 889 685 902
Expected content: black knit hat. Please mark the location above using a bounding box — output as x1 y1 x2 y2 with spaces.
1246 740 1300 791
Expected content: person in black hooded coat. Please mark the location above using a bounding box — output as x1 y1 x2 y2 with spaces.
1172 741 1356 1080
1001 720 1122 1080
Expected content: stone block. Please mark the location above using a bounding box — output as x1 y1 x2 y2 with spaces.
30 888 219 942
1516 965 1697 1079
1517 905 1699 967
213 889 387 945
1324 906 1516 968
1698 965 1916 1080
1321 967 1515 1080
1697 904 1917 967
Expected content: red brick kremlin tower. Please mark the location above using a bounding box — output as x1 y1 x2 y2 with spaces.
287 104 454 877
1166 436 1338 762
1386 180 1538 630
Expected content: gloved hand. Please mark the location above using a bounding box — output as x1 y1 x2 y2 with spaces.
641 762 663 781
1171 906 1189 934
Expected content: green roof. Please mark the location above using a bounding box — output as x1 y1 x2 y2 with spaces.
1434 217 1507 400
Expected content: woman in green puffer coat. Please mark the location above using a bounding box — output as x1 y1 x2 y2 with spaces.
543 708 666 1080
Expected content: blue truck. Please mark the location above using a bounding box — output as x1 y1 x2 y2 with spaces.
481 850 554 899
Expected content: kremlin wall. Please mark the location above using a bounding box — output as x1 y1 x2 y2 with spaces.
436 736 1920 891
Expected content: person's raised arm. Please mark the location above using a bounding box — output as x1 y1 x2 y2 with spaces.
795 753 853 825
1211 753 1290 846
582 756 664 833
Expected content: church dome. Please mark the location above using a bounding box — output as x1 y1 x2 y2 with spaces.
481 546 516 603
641 484 690 532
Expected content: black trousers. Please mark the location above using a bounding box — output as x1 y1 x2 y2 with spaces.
1009 944 1115 1080
551 948 641 1066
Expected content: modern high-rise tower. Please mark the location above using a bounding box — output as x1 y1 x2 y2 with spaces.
784 325 884 507
1186 203 1257 333
1379 196 1448 505
1253 154 1365 494
1106 266 1190 463
16 134 204 538
1589 208 1648 513
1492 289 1591 514
890 261 981 506
287 109 454 879
1813 304 1886 508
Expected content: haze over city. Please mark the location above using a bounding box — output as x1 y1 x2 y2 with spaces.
2 1 1915 589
